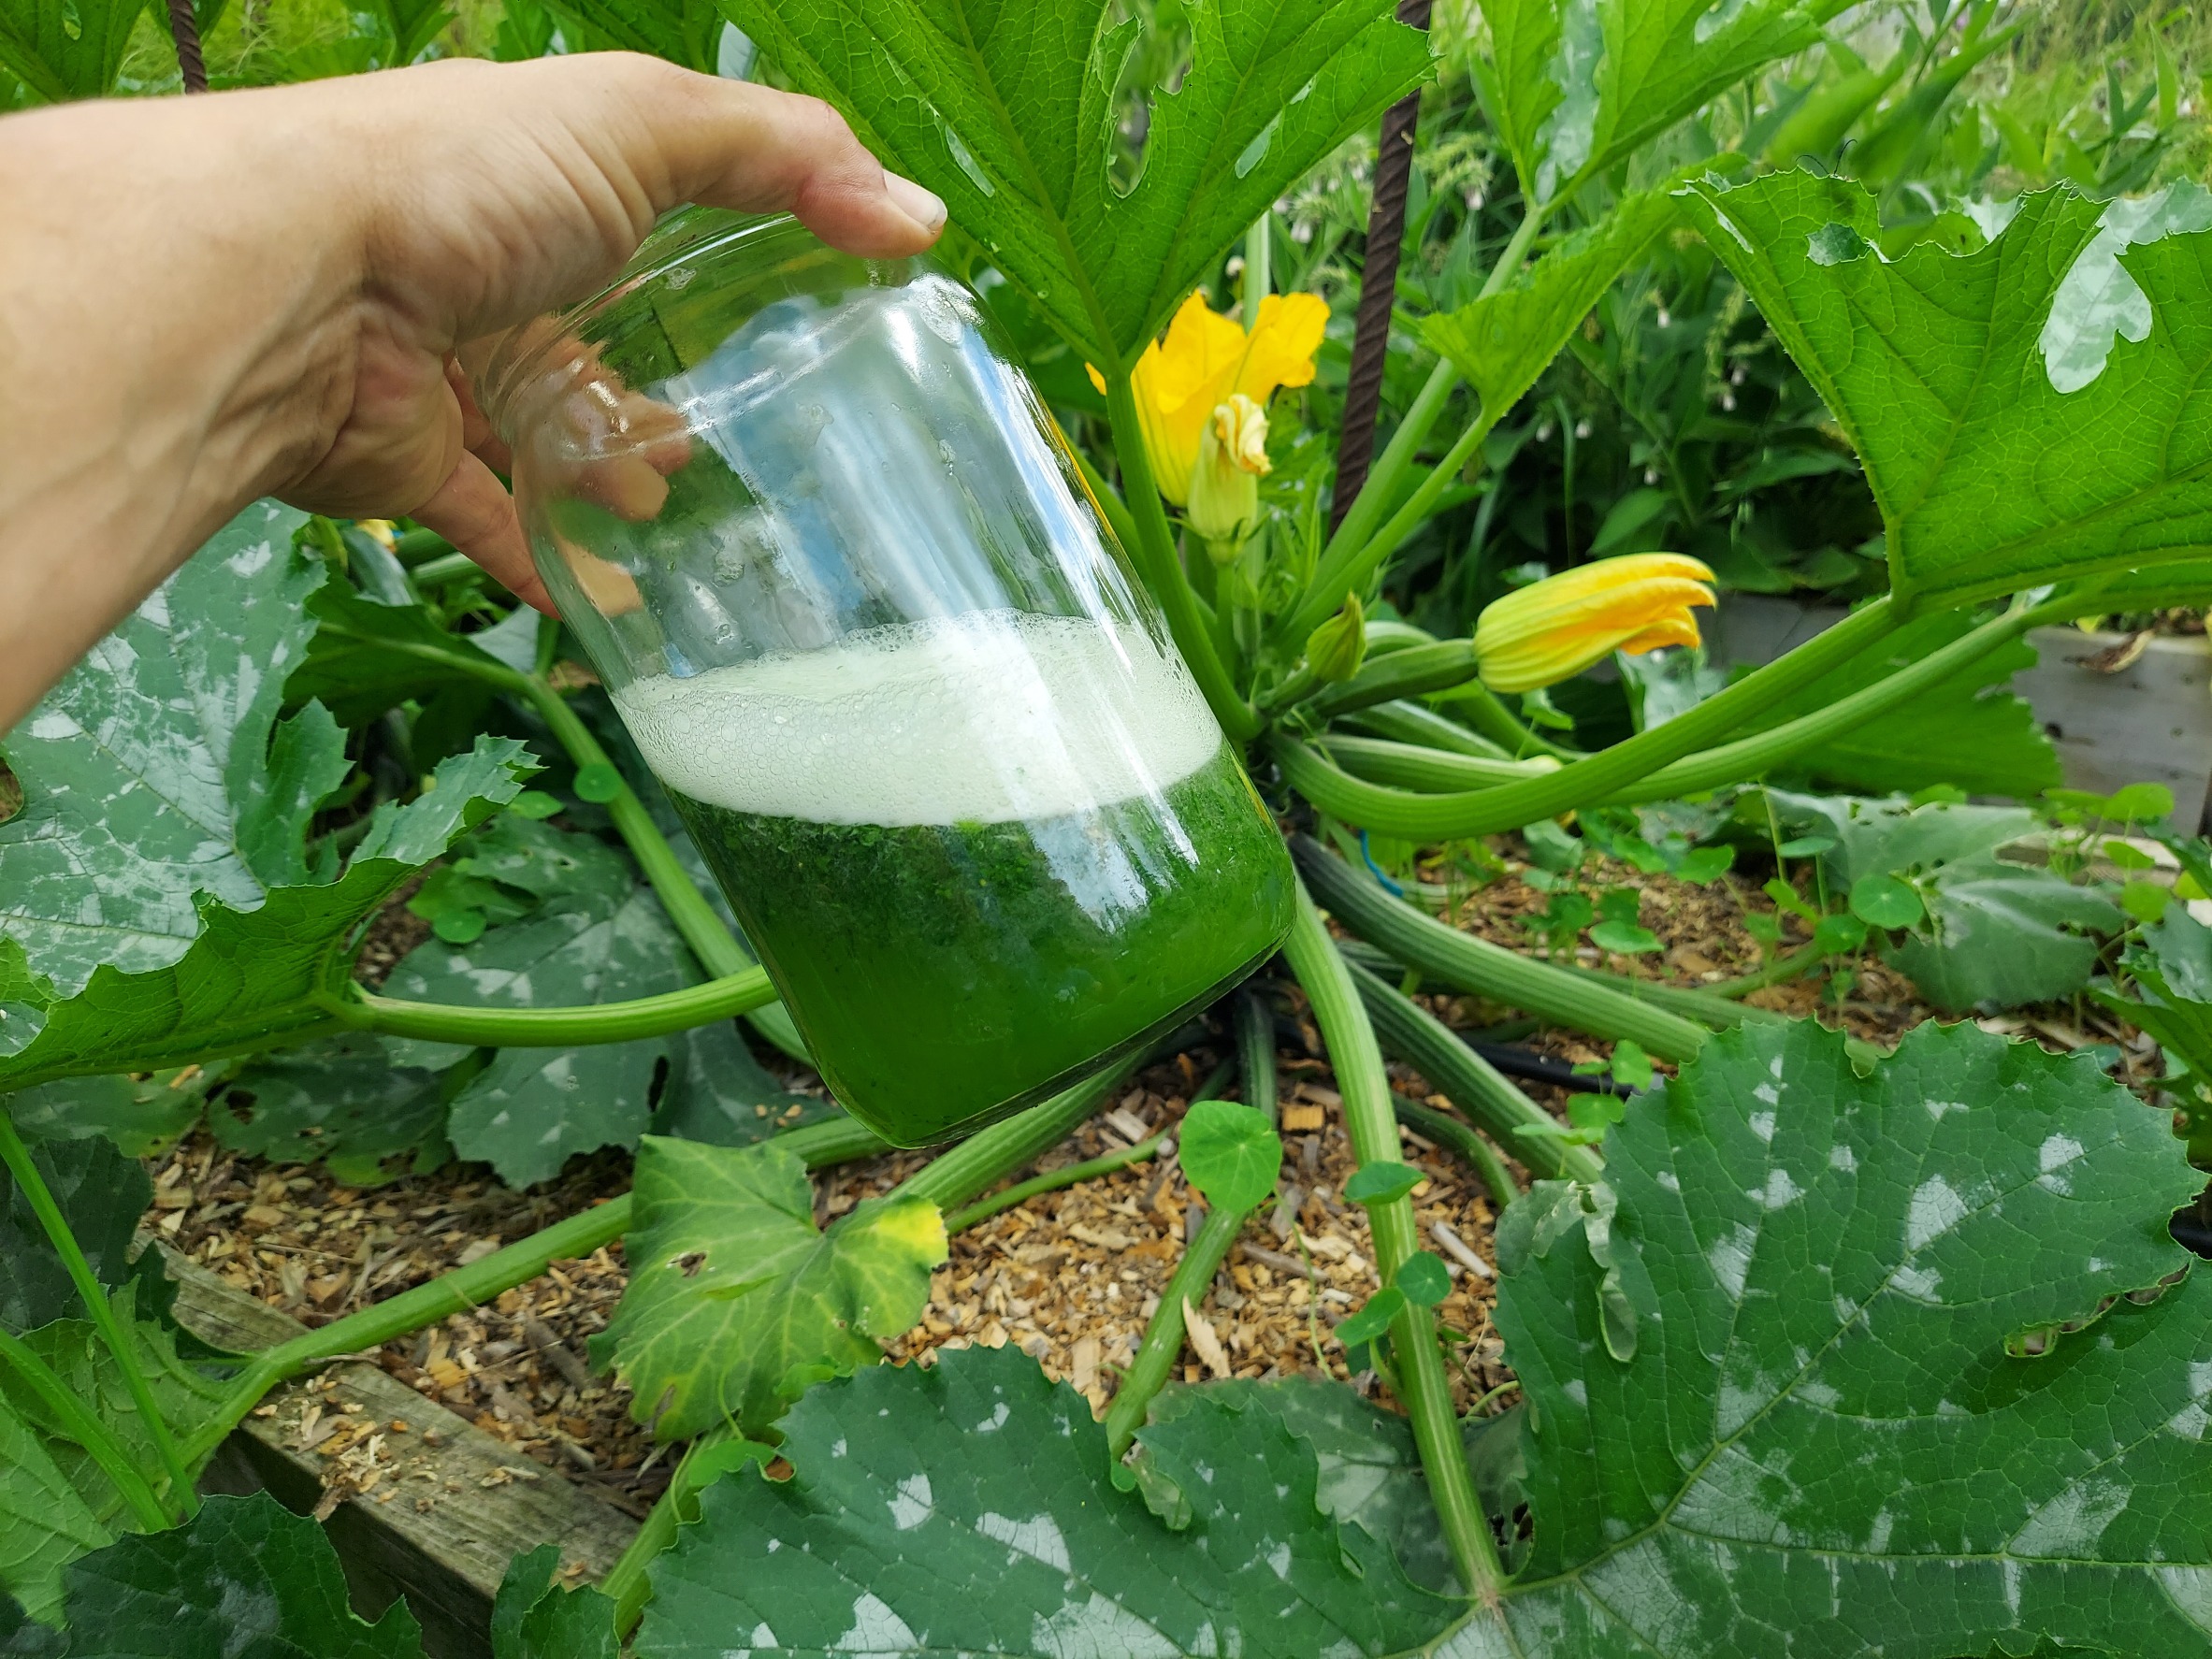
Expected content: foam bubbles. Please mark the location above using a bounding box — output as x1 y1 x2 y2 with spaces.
613 609 1223 827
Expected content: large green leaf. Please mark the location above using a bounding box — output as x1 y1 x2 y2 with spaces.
0 1397 108 1628
0 739 534 1096
636 1345 1456 1656
629 1021 2212 1658
287 569 517 729
540 0 721 69
6 1493 426 1655
1471 0 1851 208
0 0 149 104
1749 608 2060 798
716 0 1432 364
1479 1018 2207 1653
1772 792 2123 1011
1421 185 1677 418
0 501 339 1057
593 1135 946 1442
1679 172 2212 611
212 1035 454 1186
491 1543 619 1659
0 1137 162 1334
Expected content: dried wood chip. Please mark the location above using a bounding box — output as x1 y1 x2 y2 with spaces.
1183 1300 1231 1379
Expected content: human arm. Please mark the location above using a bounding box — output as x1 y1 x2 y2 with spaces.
0 53 945 731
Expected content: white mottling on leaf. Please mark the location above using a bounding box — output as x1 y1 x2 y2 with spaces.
1905 1176 1968 1252
888 1472 933 1531
976 1510 1071 1572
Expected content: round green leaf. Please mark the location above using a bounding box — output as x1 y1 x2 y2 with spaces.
432 907 487 945
1848 873 1924 930
2120 881 2173 924
2104 783 2176 824
1177 1100 1281 1214
572 763 626 803
1342 1162 1422 1205
1333 1287 1406 1349
1812 911 1871 956
1394 1250 1452 1307
507 788 565 820
1589 920 1661 955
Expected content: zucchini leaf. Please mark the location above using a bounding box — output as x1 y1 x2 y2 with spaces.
1680 173 2212 611
716 0 1432 365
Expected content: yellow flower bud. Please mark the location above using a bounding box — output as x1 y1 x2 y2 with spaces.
1187 394 1270 545
1473 554 1717 694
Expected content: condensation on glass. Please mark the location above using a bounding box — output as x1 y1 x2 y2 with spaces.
478 211 1293 1147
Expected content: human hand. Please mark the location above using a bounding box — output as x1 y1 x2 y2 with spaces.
262 54 947 611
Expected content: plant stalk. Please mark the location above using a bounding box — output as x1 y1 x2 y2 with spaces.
0 1118 196 1519
0 1322 171 1532
338 968 775 1047
942 1133 1167 1233
899 1062 1141 1213
1236 989 1279 1124
1296 836 1709 1060
181 1115 885 1467
1305 640 1484 720
1276 598 1901 838
1284 882 1503 1602
1103 1202 1249 1461
1393 1093 1516 1211
1102 370 1259 740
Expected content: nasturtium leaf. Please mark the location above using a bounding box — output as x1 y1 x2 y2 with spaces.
716 0 1432 365
0 0 151 104
1608 1037 1652 1091
1475 1017 2211 1655
593 1136 946 1442
636 1346 1455 1658
0 501 334 1057
1588 918 1660 955
1679 172 2212 610
1775 791 2123 1012
1394 1249 1451 1307
15 1493 426 1656
1810 910 1870 956
491 1542 619 1659
1423 186 1678 421
2121 880 2173 924
1471 0 1851 207
214 1035 453 1186
0 1394 109 1627
1343 1161 1421 1205
1176 1099 1280 1213
1849 872 1924 930
1333 1286 1405 1348
0 737 534 1097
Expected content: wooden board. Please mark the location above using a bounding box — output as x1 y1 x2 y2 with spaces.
166 1248 638 1659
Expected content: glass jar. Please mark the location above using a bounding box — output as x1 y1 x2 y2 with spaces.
478 211 1294 1147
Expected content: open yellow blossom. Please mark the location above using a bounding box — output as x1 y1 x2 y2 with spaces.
1473 554 1716 694
1092 289 1327 506
1187 393 1271 545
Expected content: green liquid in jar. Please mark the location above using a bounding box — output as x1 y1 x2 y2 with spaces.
614 610 1294 1146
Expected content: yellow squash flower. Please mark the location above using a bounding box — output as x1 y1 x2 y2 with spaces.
1092 289 1328 506
1186 393 1271 546
1474 554 1717 694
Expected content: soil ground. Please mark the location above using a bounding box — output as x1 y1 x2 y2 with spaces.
146 844 2173 1519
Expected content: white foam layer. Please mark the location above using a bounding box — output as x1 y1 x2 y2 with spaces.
612 610 1223 827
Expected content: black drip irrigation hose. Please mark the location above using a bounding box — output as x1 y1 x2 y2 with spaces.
1266 1007 1628 1100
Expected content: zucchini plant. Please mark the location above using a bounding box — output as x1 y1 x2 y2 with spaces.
6 1 2212 1653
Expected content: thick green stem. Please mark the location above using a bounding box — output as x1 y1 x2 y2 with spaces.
1434 682 1583 760
1102 370 1259 741
1287 207 1550 648
1245 213 1272 314
181 1115 884 1467
1350 957 1602 1186
513 679 754 981
1284 883 1502 1602
1296 836 1709 1060
0 1322 170 1531
1278 598 1901 839
605 1427 739 1634
1598 598 2049 804
1103 1201 1248 1461
943 1134 1166 1233
901 1061 1142 1213
1337 699 1516 760
0 1117 195 1519
1306 641 1484 720
1236 990 1279 1124
1318 733 1555 790
338 968 775 1048
1393 1094 1516 1212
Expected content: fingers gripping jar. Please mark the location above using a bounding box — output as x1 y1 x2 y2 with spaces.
478 212 1295 1147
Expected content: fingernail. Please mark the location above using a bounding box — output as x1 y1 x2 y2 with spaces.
885 172 947 235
